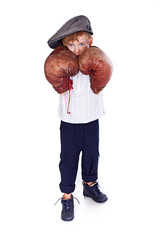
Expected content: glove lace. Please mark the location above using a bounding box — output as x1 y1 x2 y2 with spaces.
67 77 73 114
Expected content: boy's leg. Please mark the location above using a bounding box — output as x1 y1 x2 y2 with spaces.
81 119 99 183
81 120 108 203
59 121 82 194
59 121 84 221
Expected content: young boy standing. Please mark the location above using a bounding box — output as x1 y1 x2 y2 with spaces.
45 15 112 221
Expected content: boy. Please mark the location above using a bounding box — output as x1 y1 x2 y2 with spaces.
46 15 112 221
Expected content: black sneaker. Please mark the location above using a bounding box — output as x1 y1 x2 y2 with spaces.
61 195 74 221
83 182 108 203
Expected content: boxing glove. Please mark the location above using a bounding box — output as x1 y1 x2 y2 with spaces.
44 45 79 94
79 46 113 94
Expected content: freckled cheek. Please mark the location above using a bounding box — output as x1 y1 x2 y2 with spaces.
68 46 75 54
80 46 88 54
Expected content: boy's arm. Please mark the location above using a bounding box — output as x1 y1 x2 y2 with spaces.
79 46 113 94
44 46 79 94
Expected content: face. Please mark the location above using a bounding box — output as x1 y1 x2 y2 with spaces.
66 35 93 56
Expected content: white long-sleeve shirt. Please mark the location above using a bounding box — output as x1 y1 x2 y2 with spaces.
58 71 105 124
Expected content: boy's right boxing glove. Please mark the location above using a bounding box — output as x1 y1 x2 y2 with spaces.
44 46 79 94
78 46 113 94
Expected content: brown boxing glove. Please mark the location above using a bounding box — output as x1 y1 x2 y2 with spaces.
78 46 113 94
44 46 79 94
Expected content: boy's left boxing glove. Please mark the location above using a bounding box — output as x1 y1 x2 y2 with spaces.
44 46 79 94
78 46 113 94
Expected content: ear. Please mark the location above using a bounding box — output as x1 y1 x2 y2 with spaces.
89 37 93 46
62 39 66 46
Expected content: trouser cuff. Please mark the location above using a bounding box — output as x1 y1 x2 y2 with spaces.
59 183 75 194
82 174 98 183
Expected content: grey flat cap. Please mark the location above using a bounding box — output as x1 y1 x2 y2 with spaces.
47 15 93 49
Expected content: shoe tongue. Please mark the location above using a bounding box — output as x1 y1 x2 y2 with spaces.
62 197 72 201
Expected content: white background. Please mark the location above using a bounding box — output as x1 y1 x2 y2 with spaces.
0 0 162 239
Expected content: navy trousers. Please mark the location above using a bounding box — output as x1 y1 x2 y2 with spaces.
59 119 99 194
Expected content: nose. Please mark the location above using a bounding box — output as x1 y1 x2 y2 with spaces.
74 46 80 55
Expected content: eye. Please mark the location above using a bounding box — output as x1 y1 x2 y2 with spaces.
68 44 73 47
80 43 85 46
